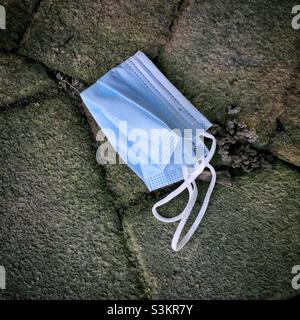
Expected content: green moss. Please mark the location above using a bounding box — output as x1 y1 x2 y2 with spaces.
159 0 300 151
0 0 39 50
271 128 300 167
20 0 181 83
0 94 144 299
0 51 55 106
123 162 300 299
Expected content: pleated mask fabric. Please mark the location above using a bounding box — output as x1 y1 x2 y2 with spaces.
81 51 217 251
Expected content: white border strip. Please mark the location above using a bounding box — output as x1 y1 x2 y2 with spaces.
132 51 212 129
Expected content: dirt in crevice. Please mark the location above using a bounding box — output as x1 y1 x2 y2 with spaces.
0 87 58 112
210 105 275 175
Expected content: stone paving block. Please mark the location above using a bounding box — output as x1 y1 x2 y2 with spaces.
0 0 39 50
271 128 300 167
271 71 300 166
0 94 144 299
20 0 181 83
123 162 300 299
158 0 300 148
105 163 148 208
0 51 55 106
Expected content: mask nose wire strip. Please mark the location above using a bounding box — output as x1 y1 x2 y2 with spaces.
152 132 216 250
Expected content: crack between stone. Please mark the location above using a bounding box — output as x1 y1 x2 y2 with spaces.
0 87 58 112
272 64 300 139
59 89 155 299
61 34 74 48
17 0 43 49
1 0 299 300
169 0 190 34
154 0 191 63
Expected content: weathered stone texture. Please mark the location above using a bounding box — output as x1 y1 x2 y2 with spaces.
0 51 55 106
0 0 39 50
0 94 144 299
158 0 300 151
21 0 181 83
123 163 300 299
271 70 300 166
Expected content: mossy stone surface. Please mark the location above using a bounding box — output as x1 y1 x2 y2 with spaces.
158 0 300 149
0 0 39 50
21 0 181 83
123 162 300 299
105 163 148 208
271 128 300 167
0 51 55 106
271 71 300 166
0 94 144 299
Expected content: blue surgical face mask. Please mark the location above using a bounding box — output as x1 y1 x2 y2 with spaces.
81 51 216 251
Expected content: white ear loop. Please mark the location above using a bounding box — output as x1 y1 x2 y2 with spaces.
152 168 198 223
152 131 217 251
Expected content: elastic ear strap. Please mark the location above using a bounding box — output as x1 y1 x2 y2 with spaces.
152 170 198 223
152 132 216 222
171 163 216 251
151 132 217 251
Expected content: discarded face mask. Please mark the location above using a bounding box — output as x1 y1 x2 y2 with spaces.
80 51 216 251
